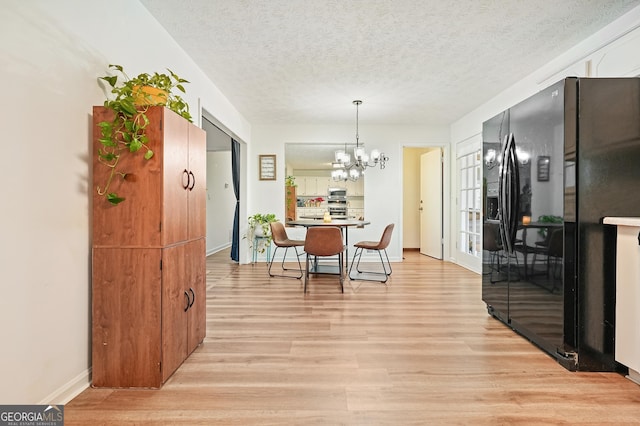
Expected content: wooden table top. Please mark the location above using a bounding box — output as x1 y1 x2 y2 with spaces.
286 219 370 227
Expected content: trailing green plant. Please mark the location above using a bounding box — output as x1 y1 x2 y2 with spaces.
246 213 278 253
285 175 297 187
96 64 192 205
537 214 563 238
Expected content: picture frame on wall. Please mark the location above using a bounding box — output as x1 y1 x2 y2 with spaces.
259 154 276 180
537 156 550 182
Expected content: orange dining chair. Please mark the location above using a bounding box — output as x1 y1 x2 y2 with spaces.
348 223 394 283
303 226 345 293
268 222 305 279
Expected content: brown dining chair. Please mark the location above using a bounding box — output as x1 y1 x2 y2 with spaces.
546 228 563 293
303 226 345 293
348 223 394 283
268 221 305 279
483 222 503 283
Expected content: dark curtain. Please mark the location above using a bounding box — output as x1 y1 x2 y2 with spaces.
230 138 241 261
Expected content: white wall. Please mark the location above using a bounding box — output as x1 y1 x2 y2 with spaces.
0 0 250 404
206 151 236 254
250 124 450 263
449 6 640 273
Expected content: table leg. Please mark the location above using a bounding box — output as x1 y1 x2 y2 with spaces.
344 227 349 272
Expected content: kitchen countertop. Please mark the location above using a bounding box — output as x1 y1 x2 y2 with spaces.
603 217 640 227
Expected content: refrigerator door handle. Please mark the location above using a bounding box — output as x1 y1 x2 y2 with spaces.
498 134 510 253
501 133 520 253
507 135 520 253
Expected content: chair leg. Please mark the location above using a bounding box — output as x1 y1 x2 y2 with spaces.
348 247 392 283
304 254 309 293
488 249 507 283
348 247 363 280
379 249 392 276
339 252 344 293
268 246 303 279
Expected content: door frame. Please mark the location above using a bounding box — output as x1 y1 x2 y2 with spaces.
402 143 451 262
454 134 483 274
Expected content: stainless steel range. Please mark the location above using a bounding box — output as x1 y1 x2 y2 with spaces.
327 187 348 217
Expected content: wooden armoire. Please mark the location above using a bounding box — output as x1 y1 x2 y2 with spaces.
91 106 206 388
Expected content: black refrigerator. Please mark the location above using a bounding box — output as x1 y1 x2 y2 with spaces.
482 77 640 371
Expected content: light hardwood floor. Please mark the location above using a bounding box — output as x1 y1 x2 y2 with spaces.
66 250 640 425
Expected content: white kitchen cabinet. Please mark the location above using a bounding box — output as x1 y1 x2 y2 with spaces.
316 176 332 195
603 217 640 385
295 176 334 196
296 177 311 195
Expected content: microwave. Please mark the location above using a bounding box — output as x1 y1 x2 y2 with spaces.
328 187 347 197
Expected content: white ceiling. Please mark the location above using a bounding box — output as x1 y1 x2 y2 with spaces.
140 0 640 129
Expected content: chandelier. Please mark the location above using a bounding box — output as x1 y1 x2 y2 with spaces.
331 100 388 182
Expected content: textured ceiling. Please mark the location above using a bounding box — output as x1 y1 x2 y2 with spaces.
140 0 640 128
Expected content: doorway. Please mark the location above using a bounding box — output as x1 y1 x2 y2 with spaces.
201 111 247 261
402 147 445 259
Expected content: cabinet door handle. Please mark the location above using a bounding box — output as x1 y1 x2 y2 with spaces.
637 230 640 246
182 169 190 189
188 171 195 191
184 291 191 312
189 287 195 308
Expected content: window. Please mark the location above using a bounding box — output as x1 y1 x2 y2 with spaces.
458 150 481 258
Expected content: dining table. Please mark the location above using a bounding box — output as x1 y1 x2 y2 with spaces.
286 218 371 272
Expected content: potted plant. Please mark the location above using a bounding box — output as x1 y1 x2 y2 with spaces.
96 64 192 205
285 175 297 187
246 213 278 253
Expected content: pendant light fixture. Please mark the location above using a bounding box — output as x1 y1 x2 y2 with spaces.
332 100 388 182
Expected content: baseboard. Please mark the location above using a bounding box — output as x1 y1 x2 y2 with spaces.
206 243 232 256
39 368 91 405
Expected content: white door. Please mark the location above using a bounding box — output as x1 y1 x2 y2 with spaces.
420 150 443 259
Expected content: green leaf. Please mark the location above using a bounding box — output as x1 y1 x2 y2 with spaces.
144 149 154 160
97 121 112 130
106 193 125 205
124 120 134 132
98 151 117 161
176 84 186 93
99 75 118 88
119 99 137 116
129 139 142 152
98 137 116 147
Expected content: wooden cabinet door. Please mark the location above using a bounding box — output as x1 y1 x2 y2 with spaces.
186 238 206 353
92 107 164 247
161 239 205 382
161 109 190 246
187 124 207 240
92 248 163 388
161 244 189 382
